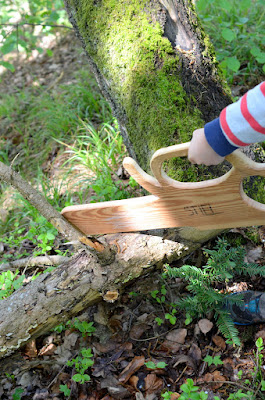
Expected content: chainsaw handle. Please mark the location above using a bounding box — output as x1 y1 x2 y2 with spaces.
150 142 265 185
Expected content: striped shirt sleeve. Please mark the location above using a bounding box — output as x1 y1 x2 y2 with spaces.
204 81 265 156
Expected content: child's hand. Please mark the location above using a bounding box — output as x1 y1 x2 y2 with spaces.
188 128 225 165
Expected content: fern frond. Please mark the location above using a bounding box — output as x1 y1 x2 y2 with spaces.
165 265 206 281
164 239 265 348
216 310 241 346
202 288 224 306
238 263 265 277
174 296 200 314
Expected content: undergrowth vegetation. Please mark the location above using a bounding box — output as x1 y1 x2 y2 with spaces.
0 0 70 72
164 239 265 346
0 67 138 262
196 0 265 84
148 238 265 348
162 336 265 399
0 68 113 172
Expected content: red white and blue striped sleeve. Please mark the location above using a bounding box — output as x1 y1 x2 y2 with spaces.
204 81 265 156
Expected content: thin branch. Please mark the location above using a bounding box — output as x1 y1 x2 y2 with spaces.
0 23 73 30
0 161 112 259
204 380 253 392
0 255 70 272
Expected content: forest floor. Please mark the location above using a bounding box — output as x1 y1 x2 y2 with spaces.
1 32 265 400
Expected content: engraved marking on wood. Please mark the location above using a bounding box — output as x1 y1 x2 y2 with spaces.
62 142 265 234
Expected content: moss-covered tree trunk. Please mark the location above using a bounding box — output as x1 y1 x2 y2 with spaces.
63 0 237 244
64 0 230 167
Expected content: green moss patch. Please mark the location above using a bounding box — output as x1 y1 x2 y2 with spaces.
74 0 205 175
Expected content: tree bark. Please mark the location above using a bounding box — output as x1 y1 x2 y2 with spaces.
0 232 205 359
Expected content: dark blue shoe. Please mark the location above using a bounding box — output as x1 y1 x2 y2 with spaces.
224 291 265 325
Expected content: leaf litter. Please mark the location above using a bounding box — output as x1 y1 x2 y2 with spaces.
2 263 265 400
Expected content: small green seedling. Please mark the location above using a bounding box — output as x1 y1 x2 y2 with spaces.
227 389 253 399
53 323 66 333
150 285 167 304
59 384 71 397
12 388 24 400
155 317 163 326
185 312 193 325
165 311 177 325
5 373 15 380
71 318 96 337
203 355 223 367
179 378 209 400
145 361 167 369
129 291 138 298
67 347 94 384
161 392 173 400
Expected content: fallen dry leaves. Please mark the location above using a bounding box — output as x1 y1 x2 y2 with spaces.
161 329 187 353
23 339 37 358
203 370 226 389
198 319 213 334
38 343 57 356
119 356 146 383
212 335 226 350
144 373 163 394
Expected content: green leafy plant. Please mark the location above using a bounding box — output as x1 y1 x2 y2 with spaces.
145 361 167 369
0 270 25 300
12 388 24 400
184 312 193 326
227 390 253 400
151 285 181 327
161 392 174 400
196 0 265 83
178 378 208 400
155 317 164 326
59 384 71 397
6 373 15 380
129 291 138 298
28 217 57 255
0 0 70 72
164 238 265 346
67 348 94 384
248 337 265 394
151 285 167 304
53 323 66 333
203 355 223 367
1 208 58 258
70 318 96 337
165 309 177 325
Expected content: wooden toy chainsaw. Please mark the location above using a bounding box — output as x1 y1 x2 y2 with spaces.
61 142 265 235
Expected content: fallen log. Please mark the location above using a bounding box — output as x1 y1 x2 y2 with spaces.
0 229 221 359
